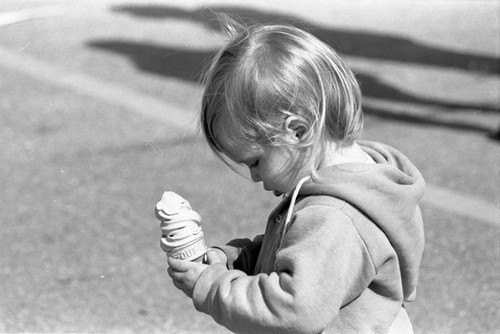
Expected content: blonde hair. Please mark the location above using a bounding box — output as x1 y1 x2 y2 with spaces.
200 19 363 163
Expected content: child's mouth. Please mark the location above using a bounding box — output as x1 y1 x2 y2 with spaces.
264 184 282 197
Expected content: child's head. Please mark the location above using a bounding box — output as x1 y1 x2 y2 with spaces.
201 19 363 170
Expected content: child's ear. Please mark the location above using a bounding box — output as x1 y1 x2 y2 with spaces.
284 116 307 142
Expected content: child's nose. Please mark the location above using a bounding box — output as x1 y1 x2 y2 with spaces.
249 168 261 182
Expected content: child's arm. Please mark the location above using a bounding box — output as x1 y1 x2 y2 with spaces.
184 206 378 334
167 236 263 296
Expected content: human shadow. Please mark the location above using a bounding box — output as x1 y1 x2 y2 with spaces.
87 39 498 114
110 4 500 75
87 4 500 135
87 40 215 82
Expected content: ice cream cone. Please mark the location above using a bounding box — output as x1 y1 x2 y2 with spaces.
155 191 207 262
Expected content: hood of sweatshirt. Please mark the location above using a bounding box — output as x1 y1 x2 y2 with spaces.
296 140 425 301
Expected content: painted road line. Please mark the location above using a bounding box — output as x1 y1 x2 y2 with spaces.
0 45 498 226
423 185 499 227
0 45 197 133
0 6 67 26
0 7 196 132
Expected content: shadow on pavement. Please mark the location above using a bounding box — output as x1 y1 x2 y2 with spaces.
110 4 500 75
87 4 500 137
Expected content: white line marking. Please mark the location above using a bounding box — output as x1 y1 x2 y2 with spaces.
423 185 499 227
0 45 497 226
0 6 67 26
0 45 197 133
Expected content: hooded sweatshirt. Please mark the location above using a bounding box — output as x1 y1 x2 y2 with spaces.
192 141 425 334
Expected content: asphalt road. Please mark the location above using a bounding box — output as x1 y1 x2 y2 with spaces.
1 1 499 333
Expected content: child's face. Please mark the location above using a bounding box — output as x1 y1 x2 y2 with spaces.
219 134 311 196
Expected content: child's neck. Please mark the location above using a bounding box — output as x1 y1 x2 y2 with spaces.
319 141 373 168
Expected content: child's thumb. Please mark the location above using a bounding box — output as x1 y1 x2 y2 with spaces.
206 248 226 264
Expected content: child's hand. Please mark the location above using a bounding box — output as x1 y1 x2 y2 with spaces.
167 249 227 297
205 248 228 265
167 257 208 298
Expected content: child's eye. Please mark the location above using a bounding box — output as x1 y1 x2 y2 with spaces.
250 160 259 168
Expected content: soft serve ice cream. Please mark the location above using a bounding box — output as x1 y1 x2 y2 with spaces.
155 191 207 262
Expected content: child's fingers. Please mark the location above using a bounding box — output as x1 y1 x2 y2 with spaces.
206 249 226 264
206 251 218 264
167 268 194 297
167 257 191 271
167 268 187 287
172 279 186 292
167 267 188 287
167 266 177 278
167 266 187 281
170 274 190 295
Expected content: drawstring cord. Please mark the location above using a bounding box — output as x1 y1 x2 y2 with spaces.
277 175 311 253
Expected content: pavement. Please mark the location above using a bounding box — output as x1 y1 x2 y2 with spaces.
0 0 499 333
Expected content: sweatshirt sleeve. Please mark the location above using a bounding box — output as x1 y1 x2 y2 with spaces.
192 205 377 334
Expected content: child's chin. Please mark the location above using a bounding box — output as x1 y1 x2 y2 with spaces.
273 190 283 196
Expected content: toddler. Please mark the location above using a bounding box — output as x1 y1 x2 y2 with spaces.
167 20 425 334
